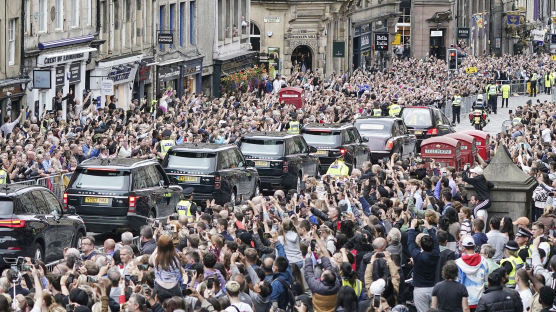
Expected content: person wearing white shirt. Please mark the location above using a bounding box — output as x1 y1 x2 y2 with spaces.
541 124 552 144
515 269 532 312
272 75 282 94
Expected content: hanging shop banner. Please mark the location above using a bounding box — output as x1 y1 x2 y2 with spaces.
56 65 65 87
68 62 81 83
457 28 470 39
507 12 521 26
374 33 389 51
158 31 174 44
333 42 345 57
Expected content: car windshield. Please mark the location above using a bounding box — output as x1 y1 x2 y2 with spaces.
0 199 13 215
167 151 216 170
240 139 284 155
302 130 341 145
71 169 130 190
401 108 433 127
355 122 390 135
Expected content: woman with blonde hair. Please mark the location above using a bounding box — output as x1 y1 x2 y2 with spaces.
149 234 183 298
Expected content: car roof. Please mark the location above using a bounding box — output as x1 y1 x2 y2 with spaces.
403 106 436 111
170 143 237 153
355 117 400 123
303 123 351 130
78 158 158 169
0 184 51 197
242 131 297 139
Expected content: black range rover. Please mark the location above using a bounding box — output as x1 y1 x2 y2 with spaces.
64 158 183 233
239 132 320 192
0 185 86 268
162 143 260 205
301 123 371 173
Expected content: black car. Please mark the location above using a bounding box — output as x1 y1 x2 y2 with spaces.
354 117 417 161
400 106 455 149
162 143 260 205
0 185 86 268
239 132 320 192
65 158 182 233
301 123 371 173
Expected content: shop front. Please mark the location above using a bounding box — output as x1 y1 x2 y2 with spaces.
353 24 372 70
182 57 203 95
213 51 258 97
134 57 154 102
0 79 27 125
29 46 95 119
90 54 142 110
157 59 184 98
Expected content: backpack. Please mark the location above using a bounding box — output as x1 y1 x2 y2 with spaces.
274 277 296 312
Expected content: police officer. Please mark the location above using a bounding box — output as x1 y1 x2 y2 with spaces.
545 72 552 95
530 72 538 97
326 157 350 177
451 91 462 124
372 104 383 117
500 81 511 108
0 165 9 184
286 115 301 134
157 130 175 160
511 111 523 127
388 99 401 117
176 187 197 223
486 81 498 114
500 240 524 289
515 227 533 262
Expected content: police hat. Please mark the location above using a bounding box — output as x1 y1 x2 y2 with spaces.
162 130 172 137
183 187 194 197
505 240 519 251
516 227 533 238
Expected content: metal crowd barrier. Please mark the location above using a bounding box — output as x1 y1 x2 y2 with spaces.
11 173 72 202
443 94 480 121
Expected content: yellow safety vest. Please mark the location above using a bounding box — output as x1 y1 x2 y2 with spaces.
159 139 175 158
550 72 556 85
0 170 6 184
176 200 193 221
546 75 552 87
389 104 401 117
373 109 382 116
341 279 363 298
452 96 462 106
501 85 510 98
288 121 300 134
500 255 524 286
488 85 497 95
532 74 538 82
150 100 157 113
326 159 349 177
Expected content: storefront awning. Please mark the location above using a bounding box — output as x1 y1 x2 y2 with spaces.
37 47 97 67
97 54 144 68
38 35 95 50
157 58 186 67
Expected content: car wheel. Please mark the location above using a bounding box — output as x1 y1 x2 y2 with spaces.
73 230 84 249
33 243 44 262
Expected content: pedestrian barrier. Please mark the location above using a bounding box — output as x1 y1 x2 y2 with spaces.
443 94 480 122
11 173 72 202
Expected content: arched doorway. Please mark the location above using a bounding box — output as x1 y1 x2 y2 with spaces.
250 22 261 52
291 45 312 72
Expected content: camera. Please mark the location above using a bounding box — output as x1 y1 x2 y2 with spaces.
310 239 317 251
187 269 196 278
169 214 179 221
373 294 381 308
526 257 532 269
154 220 160 227
206 276 215 288
66 274 75 286
87 276 98 283
125 274 131 286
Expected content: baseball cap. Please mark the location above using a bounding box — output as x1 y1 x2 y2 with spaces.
513 217 530 227
504 240 519 251
461 236 475 248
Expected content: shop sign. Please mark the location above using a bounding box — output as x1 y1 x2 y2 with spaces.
158 65 181 81
158 31 174 44
333 42 345 57
457 27 470 39
38 51 89 67
68 62 81 83
101 80 114 95
430 30 443 37
138 64 151 81
374 33 389 51
264 17 280 23
183 65 201 76
108 65 133 83
0 84 23 98
56 65 65 87
289 34 317 39
360 33 371 50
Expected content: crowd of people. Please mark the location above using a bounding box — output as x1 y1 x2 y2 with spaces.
1 53 556 312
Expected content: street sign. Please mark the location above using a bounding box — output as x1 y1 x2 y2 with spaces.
465 67 478 74
457 28 470 39
158 31 173 44
333 41 345 57
374 33 389 51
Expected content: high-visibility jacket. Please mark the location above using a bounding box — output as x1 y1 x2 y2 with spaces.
519 245 532 258
287 121 300 134
452 96 462 106
546 74 552 88
488 85 497 96
531 73 538 82
501 85 511 98
176 200 193 221
500 255 524 287
550 72 556 86
341 279 363 298
373 109 382 116
0 170 6 184
159 139 175 158
326 159 349 177
388 104 401 117
512 117 522 126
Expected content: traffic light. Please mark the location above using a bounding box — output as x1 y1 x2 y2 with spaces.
447 48 458 70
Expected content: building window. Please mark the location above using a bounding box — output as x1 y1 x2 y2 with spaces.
86 0 92 26
218 0 223 41
72 0 80 27
56 0 64 30
179 2 184 46
170 3 175 48
8 18 16 66
190 1 195 44
159 5 165 50
122 0 127 48
39 0 47 32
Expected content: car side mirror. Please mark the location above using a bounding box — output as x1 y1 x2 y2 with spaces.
245 159 255 167
362 137 369 142
67 205 76 215
308 146 318 153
